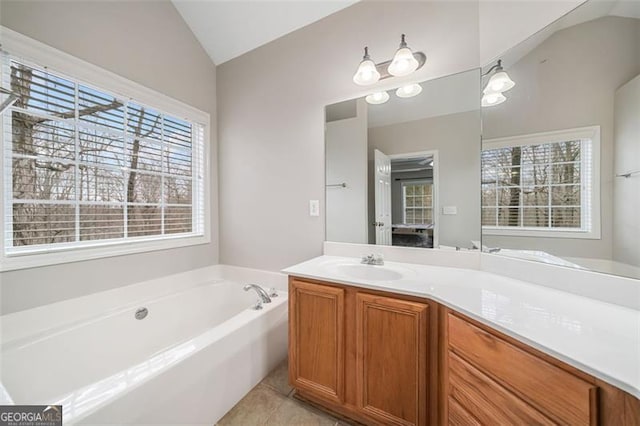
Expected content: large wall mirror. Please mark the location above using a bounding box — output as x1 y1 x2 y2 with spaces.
325 69 481 250
481 0 640 279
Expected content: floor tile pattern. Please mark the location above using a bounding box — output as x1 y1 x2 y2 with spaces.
217 360 357 426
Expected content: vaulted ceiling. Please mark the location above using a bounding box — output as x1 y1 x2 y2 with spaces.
172 0 358 65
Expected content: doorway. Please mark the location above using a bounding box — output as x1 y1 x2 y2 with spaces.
374 150 439 248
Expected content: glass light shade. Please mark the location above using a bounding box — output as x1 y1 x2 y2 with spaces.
481 92 506 107
365 91 390 105
484 71 515 94
388 47 419 77
353 58 380 86
396 83 422 98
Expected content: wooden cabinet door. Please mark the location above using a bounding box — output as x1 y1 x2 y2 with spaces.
356 293 428 426
289 279 345 404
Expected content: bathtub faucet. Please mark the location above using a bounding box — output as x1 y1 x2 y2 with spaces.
243 284 272 304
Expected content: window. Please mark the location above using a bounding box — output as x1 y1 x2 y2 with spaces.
402 181 433 225
481 127 600 239
0 32 209 269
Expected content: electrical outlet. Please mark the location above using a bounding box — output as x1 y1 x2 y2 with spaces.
309 200 320 217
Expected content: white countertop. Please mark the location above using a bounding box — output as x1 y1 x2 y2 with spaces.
283 255 640 399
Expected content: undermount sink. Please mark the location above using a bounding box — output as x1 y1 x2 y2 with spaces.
316 257 415 282
335 264 404 281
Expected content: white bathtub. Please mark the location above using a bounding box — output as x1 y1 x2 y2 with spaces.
0 266 288 425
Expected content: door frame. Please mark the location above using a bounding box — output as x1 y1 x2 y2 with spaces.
374 149 392 245
389 150 439 248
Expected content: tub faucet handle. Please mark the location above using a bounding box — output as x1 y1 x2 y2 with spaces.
268 288 279 298
252 299 264 310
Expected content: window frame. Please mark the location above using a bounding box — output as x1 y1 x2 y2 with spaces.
0 27 211 271
401 180 434 225
482 126 601 239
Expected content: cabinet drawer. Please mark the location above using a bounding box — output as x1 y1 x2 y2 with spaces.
448 313 597 425
449 351 554 425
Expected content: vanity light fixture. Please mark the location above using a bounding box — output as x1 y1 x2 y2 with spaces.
483 60 515 93
481 59 515 107
365 91 390 105
353 35 426 86
388 34 420 77
353 47 381 86
396 83 422 98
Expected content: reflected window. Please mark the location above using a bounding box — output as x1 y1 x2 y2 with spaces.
482 127 599 238
402 181 433 225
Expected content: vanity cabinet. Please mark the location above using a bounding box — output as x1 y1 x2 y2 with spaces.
289 276 640 426
289 277 435 426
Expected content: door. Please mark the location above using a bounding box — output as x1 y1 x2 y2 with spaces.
356 292 429 426
289 279 345 404
374 149 392 245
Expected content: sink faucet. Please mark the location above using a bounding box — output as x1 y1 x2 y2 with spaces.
361 254 384 265
243 284 272 304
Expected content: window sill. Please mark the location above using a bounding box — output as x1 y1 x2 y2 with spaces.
0 234 210 272
483 227 601 240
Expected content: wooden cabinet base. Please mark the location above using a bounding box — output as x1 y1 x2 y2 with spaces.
441 306 640 426
288 276 640 426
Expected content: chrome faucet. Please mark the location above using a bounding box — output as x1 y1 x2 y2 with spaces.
243 284 272 304
485 247 501 254
361 254 384 265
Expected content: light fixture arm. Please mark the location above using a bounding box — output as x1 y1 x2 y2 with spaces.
399 34 408 49
483 59 504 77
362 46 370 60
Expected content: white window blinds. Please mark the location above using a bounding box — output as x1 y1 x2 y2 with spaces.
481 136 594 232
3 57 205 255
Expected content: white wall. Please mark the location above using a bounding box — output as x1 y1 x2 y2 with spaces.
613 75 640 267
369 110 482 248
482 16 640 259
218 1 481 271
326 99 368 243
217 0 587 272
0 1 218 314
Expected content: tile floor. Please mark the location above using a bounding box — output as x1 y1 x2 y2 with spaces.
217 360 355 425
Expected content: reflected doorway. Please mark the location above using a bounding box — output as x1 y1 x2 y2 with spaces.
374 150 439 248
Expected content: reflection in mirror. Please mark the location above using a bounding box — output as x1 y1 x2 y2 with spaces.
326 69 481 250
481 0 640 279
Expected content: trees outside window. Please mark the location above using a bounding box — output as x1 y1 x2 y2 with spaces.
481 134 594 235
6 60 201 252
